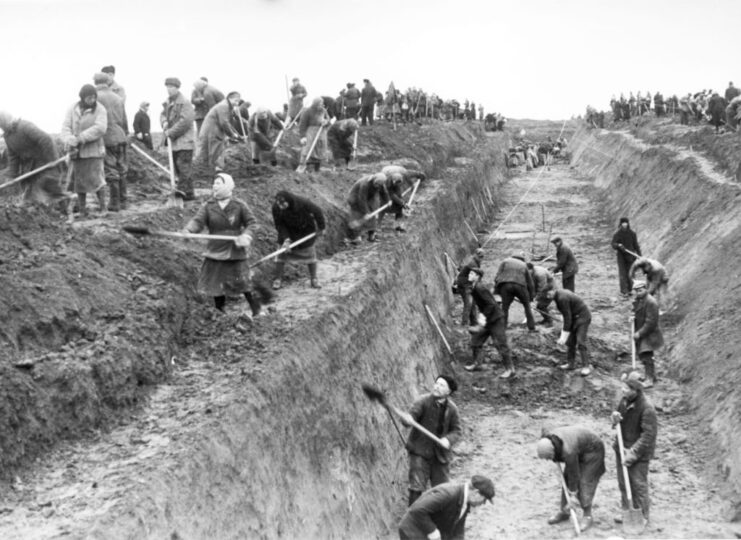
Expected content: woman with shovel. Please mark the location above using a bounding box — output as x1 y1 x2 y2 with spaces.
183 172 261 317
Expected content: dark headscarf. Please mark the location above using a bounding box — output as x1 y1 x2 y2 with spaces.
78 84 97 110
272 191 326 244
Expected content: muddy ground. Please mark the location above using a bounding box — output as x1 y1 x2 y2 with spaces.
1 116 740 539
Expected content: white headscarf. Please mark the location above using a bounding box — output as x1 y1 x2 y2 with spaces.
213 173 234 200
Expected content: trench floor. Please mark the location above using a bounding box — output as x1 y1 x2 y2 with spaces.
433 164 736 538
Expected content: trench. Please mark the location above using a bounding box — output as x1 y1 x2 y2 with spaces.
2 121 740 539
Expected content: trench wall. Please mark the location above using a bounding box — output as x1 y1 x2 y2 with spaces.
569 126 741 517
83 134 509 539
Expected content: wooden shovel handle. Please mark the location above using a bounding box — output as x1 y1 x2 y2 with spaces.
387 403 447 449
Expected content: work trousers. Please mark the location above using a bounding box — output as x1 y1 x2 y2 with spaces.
559 446 605 513
471 317 513 369
172 150 194 198
458 285 477 326
535 291 553 323
566 317 590 367
104 143 128 211
615 451 651 519
360 105 374 126
498 282 535 330
408 453 449 493
562 274 575 292
616 253 634 294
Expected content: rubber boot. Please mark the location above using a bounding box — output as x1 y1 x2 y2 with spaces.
272 262 285 290
77 193 88 218
107 180 120 212
465 347 484 372
96 188 107 215
244 292 261 317
308 263 321 289
408 490 421 507
119 176 128 209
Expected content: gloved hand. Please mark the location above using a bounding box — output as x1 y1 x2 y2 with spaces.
281 238 292 252
300 137 307 145
65 135 79 150
234 233 252 248
610 411 623 425
557 331 570 346
427 530 441 540
623 450 637 467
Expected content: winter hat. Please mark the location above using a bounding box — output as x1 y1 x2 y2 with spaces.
550 236 562 245
101 65 115 75
227 91 241 100
193 79 207 90
536 438 555 459
471 475 495 503
436 374 458 394
619 217 630 225
78 84 97 100
632 280 647 290
93 72 109 85
621 370 644 391
164 77 181 88
212 173 234 200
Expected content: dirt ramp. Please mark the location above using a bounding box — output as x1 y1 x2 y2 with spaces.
570 124 741 518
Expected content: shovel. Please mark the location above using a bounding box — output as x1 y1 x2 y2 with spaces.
347 129 359 170
347 184 415 230
166 137 184 208
0 155 69 192
555 463 580 537
122 225 238 242
130 143 185 198
296 125 324 173
616 426 646 534
424 303 455 362
249 232 316 268
630 316 637 369
361 384 448 449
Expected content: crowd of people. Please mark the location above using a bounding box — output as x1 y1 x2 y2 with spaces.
585 81 741 133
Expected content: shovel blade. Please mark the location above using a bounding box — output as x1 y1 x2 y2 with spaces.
622 508 646 535
166 195 184 209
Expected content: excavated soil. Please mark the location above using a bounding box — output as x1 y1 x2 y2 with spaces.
1 117 740 539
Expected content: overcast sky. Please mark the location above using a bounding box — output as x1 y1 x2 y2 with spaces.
1 0 739 132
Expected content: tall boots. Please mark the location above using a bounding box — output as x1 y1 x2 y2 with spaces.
641 352 657 388
244 292 261 317
107 180 120 211
308 263 321 289
96 187 107 215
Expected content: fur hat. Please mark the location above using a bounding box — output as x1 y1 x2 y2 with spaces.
164 77 181 88
101 65 115 75
436 374 458 394
621 370 644 391
619 216 630 225
93 72 109 85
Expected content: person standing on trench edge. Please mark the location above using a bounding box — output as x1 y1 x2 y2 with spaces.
549 237 578 292
399 375 462 507
611 217 641 296
465 279 516 379
183 173 262 318
398 475 495 540
536 425 606 532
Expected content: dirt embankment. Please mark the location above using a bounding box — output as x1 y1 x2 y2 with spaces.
0 121 509 537
570 123 741 518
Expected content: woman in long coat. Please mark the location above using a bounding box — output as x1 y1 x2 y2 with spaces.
271 190 326 290
184 173 261 316
61 84 108 217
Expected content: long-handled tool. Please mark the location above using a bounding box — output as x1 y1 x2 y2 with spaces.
348 129 359 170
296 125 324 173
271 128 286 151
406 179 422 209
630 316 637 369
0 155 69 192
555 463 581 536
285 107 304 131
166 137 184 208
424 303 454 359
622 247 641 259
348 184 415 229
122 225 238 242
361 384 446 449
616 425 646 534
249 232 316 268
130 142 171 176
463 220 479 244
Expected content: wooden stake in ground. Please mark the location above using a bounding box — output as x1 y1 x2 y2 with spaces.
424 303 454 359
464 220 479 244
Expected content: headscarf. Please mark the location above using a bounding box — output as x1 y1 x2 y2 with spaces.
78 84 97 110
272 190 323 232
212 173 234 200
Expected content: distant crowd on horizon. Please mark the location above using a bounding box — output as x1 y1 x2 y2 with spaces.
584 82 741 134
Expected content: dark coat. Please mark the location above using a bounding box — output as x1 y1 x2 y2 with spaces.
347 173 388 214
543 425 606 493
161 91 195 151
406 393 461 464
191 84 225 121
94 85 127 146
298 104 329 137
552 243 578 278
133 109 151 137
725 85 740 103
633 293 664 353
611 225 641 263
344 86 360 107
553 290 591 331
361 83 377 106
614 393 658 461
471 282 505 323
494 257 535 297
455 256 483 288
529 265 554 294
271 191 325 247
398 482 469 540
185 198 257 261
2 118 58 177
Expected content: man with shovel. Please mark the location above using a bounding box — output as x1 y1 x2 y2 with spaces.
327 118 358 169
549 236 578 292
399 374 462 507
547 288 593 376
248 107 283 166
629 256 669 305
631 280 663 388
611 371 658 528
160 77 196 201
